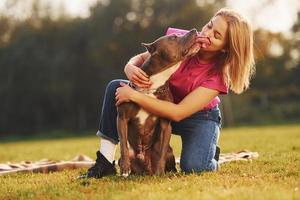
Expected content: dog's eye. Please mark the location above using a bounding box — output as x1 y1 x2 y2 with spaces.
160 50 169 60
170 35 178 40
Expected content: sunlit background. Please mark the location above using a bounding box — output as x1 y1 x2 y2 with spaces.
0 0 299 135
1 0 300 33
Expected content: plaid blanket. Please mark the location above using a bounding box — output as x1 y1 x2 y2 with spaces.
0 150 259 176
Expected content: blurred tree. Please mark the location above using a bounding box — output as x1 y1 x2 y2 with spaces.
0 0 227 135
0 0 299 135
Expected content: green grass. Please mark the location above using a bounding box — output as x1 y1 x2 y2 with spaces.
0 125 299 200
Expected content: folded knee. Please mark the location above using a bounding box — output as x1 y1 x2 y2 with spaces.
180 159 217 173
107 79 123 90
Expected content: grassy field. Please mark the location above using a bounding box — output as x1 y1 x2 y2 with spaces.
0 125 299 200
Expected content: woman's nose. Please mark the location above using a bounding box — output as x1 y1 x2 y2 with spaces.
200 29 210 37
199 31 211 42
204 29 213 37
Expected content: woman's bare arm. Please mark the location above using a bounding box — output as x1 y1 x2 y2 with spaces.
116 84 219 122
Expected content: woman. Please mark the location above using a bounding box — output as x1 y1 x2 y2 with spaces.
80 8 255 178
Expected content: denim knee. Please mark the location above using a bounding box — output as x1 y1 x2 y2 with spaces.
180 159 218 173
176 108 221 174
106 79 124 92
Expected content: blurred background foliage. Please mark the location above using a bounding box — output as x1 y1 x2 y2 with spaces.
0 0 299 136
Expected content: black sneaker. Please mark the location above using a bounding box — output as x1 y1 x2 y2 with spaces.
78 151 116 179
214 146 220 162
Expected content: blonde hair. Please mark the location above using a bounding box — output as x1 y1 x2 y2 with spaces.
215 8 255 94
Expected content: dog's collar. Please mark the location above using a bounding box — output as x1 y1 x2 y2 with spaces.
128 81 157 95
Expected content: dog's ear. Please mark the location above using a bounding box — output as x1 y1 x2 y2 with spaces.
142 42 156 54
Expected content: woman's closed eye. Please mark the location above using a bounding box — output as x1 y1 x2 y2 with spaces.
207 21 222 40
214 32 221 40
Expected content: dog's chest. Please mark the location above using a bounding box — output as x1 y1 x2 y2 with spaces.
135 62 181 125
149 62 181 89
136 94 157 125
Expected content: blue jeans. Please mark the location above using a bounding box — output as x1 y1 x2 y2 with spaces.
96 79 222 173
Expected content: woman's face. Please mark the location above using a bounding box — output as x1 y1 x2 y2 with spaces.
199 15 228 52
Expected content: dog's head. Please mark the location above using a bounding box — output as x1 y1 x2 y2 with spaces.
142 29 205 64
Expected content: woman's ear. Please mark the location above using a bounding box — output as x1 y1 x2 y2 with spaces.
141 42 156 54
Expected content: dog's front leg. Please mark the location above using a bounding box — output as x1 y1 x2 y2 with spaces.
117 112 131 177
155 119 172 175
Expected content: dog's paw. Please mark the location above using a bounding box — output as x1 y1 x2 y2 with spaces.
120 158 131 177
155 165 165 175
121 168 131 177
155 161 166 175
122 172 130 177
155 168 165 175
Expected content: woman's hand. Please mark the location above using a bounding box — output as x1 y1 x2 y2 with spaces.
124 63 152 88
115 82 138 106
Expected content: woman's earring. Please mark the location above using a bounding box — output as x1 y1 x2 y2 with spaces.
221 49 227 53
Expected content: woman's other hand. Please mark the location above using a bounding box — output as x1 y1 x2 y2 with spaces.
124 63 152 88
115 82 138 106
124 51 152 88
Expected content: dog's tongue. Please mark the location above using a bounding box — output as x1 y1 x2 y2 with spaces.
189 43 201 55
196 35 211 49
186 35 210 56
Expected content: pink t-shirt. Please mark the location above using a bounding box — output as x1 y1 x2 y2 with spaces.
166 27 228 110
